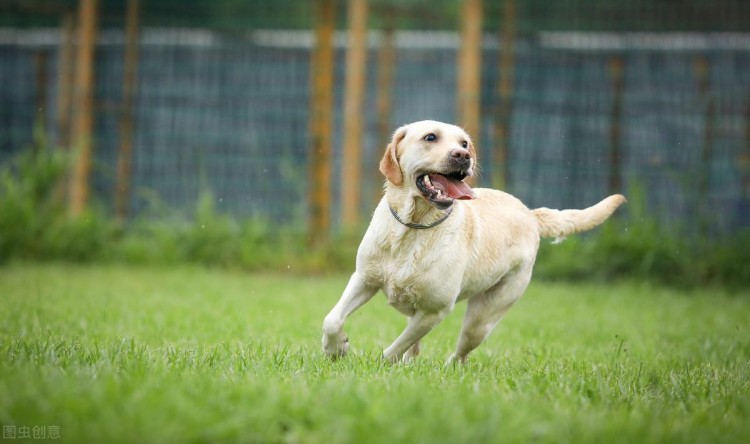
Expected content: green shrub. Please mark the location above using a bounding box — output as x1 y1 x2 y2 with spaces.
533 214 750 288
180 190 240 266
518 184 750 288
0 148 64 260
1 146 749 288
40 208 116 261
702 230 750 288
0 148 117 263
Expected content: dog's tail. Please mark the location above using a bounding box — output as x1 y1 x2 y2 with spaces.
532 194 626 243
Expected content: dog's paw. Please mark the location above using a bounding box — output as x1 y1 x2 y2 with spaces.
402 341 421 362
322 333 349 359
445 353 467 366
381 351 400 364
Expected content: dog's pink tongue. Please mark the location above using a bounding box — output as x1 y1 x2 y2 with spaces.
430 174 476 200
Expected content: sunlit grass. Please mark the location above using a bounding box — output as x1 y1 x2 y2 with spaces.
1 264 748 443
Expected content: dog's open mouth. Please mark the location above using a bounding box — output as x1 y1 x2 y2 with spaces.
416 171 476 209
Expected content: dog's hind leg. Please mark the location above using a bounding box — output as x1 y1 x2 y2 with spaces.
448 266 533 364
402 339 421 362
383 308 450 363
322 272 378 358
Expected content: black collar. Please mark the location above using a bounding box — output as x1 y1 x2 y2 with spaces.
388 205 453 229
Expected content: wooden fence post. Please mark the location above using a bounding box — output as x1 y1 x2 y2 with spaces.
309 0 336 244
375 24 395 204
458 0 483 147
68 0 99 216
341 0 368 230
115 0 140 222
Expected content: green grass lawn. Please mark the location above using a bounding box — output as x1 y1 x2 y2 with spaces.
1 264 748 443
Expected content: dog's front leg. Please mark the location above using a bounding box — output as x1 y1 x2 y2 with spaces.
382 308 451 363
322 272 378 358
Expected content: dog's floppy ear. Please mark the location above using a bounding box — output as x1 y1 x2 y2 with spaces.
379 125 408 186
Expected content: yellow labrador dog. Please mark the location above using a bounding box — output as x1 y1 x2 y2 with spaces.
323 120 625 363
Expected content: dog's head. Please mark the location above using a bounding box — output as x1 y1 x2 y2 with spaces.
379 120 477 209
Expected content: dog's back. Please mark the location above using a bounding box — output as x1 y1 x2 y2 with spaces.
441 190 626 302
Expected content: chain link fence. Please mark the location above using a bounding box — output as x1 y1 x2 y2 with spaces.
1 0 749 234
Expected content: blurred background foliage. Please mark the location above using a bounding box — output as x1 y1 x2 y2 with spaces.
1 145 747 288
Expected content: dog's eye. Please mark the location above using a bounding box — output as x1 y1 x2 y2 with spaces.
424 133 437 142
461 141 469 148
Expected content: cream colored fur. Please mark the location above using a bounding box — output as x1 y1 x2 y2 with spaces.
322 120 625 363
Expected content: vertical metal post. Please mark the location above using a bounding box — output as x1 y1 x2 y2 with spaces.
609 56 624 194
33 49 49 146
57 11 75 150
695 56 714 235
742 92 750 200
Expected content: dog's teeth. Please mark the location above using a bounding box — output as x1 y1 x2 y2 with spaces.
424 175 432 187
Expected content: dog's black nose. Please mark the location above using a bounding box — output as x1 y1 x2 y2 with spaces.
449 148 472 164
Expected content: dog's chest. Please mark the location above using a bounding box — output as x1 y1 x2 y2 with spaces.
381 255 430 306
364 231 459 310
